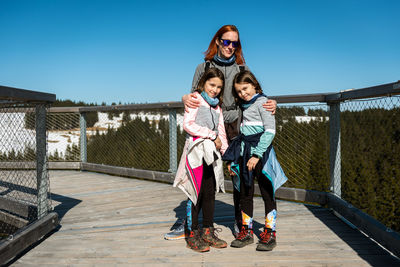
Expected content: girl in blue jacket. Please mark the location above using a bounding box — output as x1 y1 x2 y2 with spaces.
223 70 287 251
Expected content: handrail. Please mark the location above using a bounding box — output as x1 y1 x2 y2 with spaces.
0 85 56 103
325 81 400 102
47 80 400 113
79 101 183 112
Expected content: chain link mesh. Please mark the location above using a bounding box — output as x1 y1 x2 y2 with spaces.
0 102 50 240
340 95 400 231
87 110 185 172
47 112 80 161
274 104 330 191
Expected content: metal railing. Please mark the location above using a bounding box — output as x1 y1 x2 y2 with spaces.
0 85 58 265
9 80 400 257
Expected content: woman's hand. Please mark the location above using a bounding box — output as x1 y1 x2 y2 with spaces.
262 99 277 115
182 93 201 112
227 163 236 176
214 136 222 150
247 156 260 171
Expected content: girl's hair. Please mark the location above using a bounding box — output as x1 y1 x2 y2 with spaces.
204 25 245 65
232 70 263 102
196 67 225 103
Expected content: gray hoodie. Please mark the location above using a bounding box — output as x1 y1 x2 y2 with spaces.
191 61 249 123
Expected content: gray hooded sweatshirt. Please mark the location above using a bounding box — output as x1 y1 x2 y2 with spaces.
191 60 249 123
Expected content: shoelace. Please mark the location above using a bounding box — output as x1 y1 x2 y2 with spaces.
237 227 249 240
260 230 273 241
211 227 222 239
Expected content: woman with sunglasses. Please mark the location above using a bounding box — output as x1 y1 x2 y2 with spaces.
165 24 277 241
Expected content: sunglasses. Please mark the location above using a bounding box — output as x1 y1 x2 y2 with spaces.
220 39 239 48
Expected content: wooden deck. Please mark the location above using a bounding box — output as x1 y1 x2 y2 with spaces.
9 171 400 266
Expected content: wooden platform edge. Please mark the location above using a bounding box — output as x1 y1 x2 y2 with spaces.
0 212 59 266
327 193 400 258
0 161 80 170
81 162 175 183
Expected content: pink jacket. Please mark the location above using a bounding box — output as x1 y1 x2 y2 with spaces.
183 92 228 154
173 92 229 204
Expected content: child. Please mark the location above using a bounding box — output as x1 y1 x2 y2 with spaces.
222 70 287 251
173 67 229 253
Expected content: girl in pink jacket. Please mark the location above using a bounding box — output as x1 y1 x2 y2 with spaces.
175 67 229 252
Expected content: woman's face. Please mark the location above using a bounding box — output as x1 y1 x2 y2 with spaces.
216 31 238 59
235 82 257 102
204 77 223 98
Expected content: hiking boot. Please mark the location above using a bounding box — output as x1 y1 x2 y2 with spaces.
230 226 254 248
164 220 186 240
202 227 227 248
256 228 276 251
186 229 210 253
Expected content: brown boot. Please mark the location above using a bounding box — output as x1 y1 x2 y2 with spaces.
186 229 210 252
202 227 227 248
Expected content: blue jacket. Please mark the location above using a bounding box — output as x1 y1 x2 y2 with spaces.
222 132 287 197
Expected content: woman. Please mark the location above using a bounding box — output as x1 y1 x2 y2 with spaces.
165 25 277 241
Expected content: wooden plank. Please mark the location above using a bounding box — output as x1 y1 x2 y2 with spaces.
0 211 28 229
48 162 80 170
0 161 80 170
0 162 35 169
0 196 37 219
0 212 59 266
79 101 183 112
48 107 80 113
269 93 333 103
0 85 55 103
325 81 400 102
275 187 327 205
225 181 327 205
81 163 174 183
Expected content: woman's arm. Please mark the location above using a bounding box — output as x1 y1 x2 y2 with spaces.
217 107 229 155
262 99 277 115
182 93 201 111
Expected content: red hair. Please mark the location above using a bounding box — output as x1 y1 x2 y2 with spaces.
204 25 245 65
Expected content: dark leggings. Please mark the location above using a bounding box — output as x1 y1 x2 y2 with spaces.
238 159 276 220
191 161 216 229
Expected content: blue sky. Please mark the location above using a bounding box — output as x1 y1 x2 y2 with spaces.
1 0 399 104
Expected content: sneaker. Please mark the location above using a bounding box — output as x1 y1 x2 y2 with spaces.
230 226 254 248
202 227 227 248
164 220 186 240
186 229 210 253
256 228 276 251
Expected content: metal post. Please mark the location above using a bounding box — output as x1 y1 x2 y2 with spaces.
80 112 87 163
329 102 341 197
36 104 48 219
169 109 177 173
